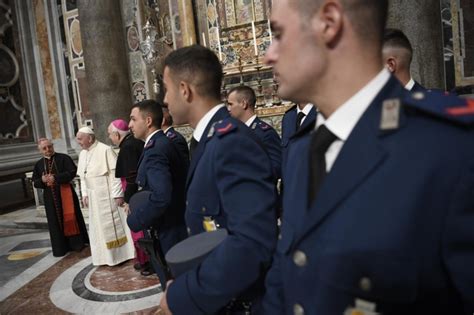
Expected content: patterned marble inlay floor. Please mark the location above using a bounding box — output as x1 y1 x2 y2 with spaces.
0 230 163 314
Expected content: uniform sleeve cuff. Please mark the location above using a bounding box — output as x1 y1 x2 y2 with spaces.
167 274 203 315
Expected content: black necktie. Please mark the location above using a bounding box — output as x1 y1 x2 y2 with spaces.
308 125 338 204
296 112 306 131
189 137 199 159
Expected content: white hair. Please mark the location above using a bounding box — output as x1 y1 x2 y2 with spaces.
109 123 130 138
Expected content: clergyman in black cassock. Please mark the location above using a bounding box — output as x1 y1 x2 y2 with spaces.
32 138 89 257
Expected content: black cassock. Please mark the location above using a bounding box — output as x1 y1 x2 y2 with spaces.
32 153 89 257
115 133 144 202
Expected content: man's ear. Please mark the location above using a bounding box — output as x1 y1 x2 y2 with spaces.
179 81 193 103
316 0 343 46
242 100 249 110
146 115 153 128
386 57 397 73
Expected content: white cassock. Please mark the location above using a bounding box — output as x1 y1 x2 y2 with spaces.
77 141 135 266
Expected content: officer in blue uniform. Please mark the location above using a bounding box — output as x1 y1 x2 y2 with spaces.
281 103 316 162
382 28 427 92
263 0 474 314
227 85 282 180
162 104 190 165
127 99 188 290
159 45 278 315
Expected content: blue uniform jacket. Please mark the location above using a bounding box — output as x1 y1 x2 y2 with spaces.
263 76 474 314
167 107 278 314
251 117 282 180
165 126 190 166
281 105 316 160
127 130 187 251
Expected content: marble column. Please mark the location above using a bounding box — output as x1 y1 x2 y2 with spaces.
177 0 197 47
387 0 444 89
77 0 132 141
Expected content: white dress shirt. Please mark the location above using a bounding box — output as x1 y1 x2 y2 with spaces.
245 114 257 127
405 78 415 91
144 129 162 147
315 68 391 171
193 104 226 142
297 103 314 126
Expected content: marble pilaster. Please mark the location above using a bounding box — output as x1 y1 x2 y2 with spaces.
76 0 133 142
33 0 61 139
177 0 197 47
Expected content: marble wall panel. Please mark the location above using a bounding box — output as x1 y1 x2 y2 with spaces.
33 0 61 139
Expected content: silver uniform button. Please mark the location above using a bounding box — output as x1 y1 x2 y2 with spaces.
412 91 425 100
359 277 372 292
293 303 305 315
293 250 307 267
201 206 206 212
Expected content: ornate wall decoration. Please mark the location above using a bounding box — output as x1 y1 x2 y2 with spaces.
130 51 145 82
69 18 82 57
450 0 474 87
60 1 87 131
132 81 147 103
0 44 19 87
0 0 33 145
127 25 140 51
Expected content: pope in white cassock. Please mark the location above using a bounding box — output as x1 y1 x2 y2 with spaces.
76 127 135 266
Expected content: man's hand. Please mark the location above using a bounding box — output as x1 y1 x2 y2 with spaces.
159 280 174 315
41 173 49 184
46 175 55 186
123 203 130 215
115 197 125 207
82 196 89 208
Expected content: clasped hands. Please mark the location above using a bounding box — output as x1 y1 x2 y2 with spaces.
41 173 55 187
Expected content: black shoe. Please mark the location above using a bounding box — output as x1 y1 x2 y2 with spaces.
133 263 142 270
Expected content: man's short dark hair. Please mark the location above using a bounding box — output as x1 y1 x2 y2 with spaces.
164 45 223 100
132 99 163 129
382 28 413 63
293 0 388 44
162 105 173 126
228 86 257 109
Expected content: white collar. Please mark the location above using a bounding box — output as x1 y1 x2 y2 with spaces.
405 78 415 91
193 104 225 142
297 103 313 115
245 114 257 127
316 68 390 141
164 126 172 133
144 129 162 147
87 141 98 151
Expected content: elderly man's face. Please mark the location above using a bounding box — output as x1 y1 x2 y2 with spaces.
38 140 55 157
76 132 93 150
264 0 327 104
107 125 121 146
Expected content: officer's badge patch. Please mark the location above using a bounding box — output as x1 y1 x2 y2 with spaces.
215 120 237 137
258 121 271 130
344 299 380 315
144 139 154 149
203 216 217 232
380 99 400 130
446 99 474 116
166 131 177 139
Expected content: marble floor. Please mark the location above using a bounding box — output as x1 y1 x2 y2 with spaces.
0 228 163 314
